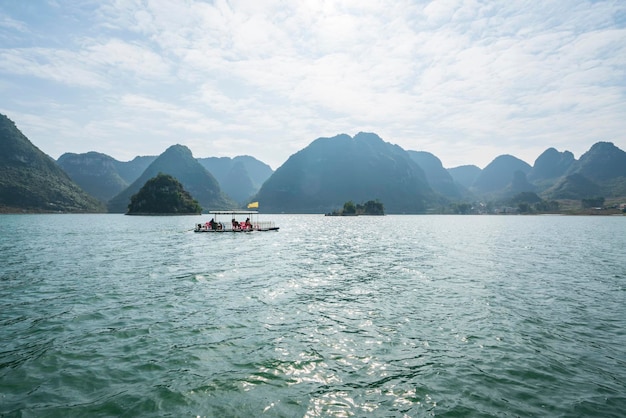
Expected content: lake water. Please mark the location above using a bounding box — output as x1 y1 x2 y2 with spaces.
1 214 625 417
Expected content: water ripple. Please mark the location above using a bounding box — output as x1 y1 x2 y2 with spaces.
1 214 626 416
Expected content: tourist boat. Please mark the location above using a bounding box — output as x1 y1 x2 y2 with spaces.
194 210 279 233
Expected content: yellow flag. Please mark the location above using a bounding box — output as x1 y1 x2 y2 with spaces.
247 201 259 208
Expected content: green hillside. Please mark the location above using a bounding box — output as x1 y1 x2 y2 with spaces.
0 114 105 213
57 152 128 202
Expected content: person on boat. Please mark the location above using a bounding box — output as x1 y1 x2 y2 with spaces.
245 217 252 229
232 218 239 230
209 218 218 230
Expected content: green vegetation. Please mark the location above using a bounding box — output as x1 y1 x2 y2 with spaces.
4 111 626 217
127 173 201 215
446 194 626 215
0 114 105 213
449 202 473 214
342 200 356 214
510 192 559 213
327 200 385 216
57 152 129 202
581 197 605 209
531 200 561 212
57 152 157 203
357 200 385 215
108 144 236 213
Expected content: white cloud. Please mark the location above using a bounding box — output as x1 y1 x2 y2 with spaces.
0 47 109 88
0 0 624 169
84 39 171 79
0 14 29 33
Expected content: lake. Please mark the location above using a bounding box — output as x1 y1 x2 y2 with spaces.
1 214 625 417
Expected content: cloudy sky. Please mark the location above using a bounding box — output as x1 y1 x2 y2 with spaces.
1 0 625 169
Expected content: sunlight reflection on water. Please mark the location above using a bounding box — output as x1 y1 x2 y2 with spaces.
1 214 625 416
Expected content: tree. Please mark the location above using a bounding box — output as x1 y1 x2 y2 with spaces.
534 200 560 212
450 202 472 214
357 200 384 215
343 200 356 214
518 202 532 213
581 197 605 208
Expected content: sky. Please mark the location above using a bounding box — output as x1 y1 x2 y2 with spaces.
1 1 625 170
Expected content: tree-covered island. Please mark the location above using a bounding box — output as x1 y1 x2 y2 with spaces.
326 200 385 216
127 173 202 215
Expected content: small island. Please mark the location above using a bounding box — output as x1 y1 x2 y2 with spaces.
127 173 202 215
326 200 384 216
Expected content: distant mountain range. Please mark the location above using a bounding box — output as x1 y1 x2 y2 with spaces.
57 151 156 202
57 148 271 209
252 134 626 212
254 132 439 213
197 156 273 204
107 144 236 213
1 112 625 214
407 151 463 199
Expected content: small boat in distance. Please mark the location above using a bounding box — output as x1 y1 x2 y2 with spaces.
194 210 279 233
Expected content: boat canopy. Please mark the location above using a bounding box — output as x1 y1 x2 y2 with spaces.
208 210 258 215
